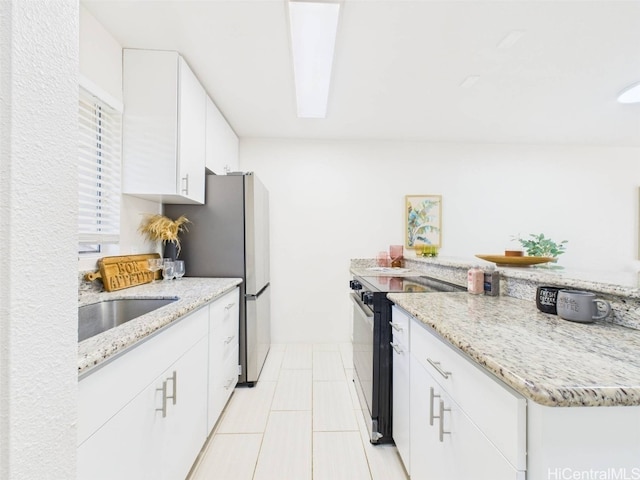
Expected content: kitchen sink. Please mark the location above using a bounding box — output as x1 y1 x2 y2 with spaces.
78 298 178 342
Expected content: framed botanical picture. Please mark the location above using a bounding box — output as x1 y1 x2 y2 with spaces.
405 194 442 248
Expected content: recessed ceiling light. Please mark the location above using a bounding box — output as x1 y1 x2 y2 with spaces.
497 30 525 50
288 1 341 118
617 82 640 104
460 76 480 89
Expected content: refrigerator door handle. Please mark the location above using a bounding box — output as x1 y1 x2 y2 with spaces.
246 283 270 299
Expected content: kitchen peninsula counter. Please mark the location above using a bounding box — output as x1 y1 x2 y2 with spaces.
389 291 640 407
78 277 242 376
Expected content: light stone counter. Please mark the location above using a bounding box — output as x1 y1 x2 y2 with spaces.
388 292 640 407
78 277 242 377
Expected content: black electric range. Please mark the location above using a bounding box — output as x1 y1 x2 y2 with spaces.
349 274 465 444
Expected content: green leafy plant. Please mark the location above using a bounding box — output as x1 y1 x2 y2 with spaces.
513 233 568 258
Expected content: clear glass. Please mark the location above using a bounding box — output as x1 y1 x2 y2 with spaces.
162 260 175 280
173 260 185 279
147 258 163 282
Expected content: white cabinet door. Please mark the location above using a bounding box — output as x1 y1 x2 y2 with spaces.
205 96 239 175
391 306 411 472
122 49 206 204
410 355 522 480
78 336 208 480
207 287 240 432
177 56 206 203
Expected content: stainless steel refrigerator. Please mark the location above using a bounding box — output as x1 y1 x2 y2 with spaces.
165 172 270 386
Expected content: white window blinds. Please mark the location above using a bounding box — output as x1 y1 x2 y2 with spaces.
78 85 122 246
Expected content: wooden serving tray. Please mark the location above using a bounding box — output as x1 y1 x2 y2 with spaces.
84 253 161 292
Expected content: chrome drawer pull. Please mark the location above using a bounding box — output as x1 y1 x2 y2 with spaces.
224 335 236 345
224 377 236 389
167 370 177 406
439 400 451 442
429 387 440 426
389 321 403 332
224 302 236 310
427 358 451 379
156 380 168 418
389 342 403 354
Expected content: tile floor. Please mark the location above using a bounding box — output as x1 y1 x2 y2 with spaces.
190 343 409 480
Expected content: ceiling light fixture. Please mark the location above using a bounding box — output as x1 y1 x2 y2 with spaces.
288 1 341 118
617 82 640 104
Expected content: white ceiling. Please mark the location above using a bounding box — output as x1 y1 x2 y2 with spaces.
83 0 640 146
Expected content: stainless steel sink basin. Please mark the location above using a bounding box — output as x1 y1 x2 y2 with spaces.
78 298 178 342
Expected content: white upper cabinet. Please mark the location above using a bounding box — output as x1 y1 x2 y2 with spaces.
205 96 239 175
122 49 206 204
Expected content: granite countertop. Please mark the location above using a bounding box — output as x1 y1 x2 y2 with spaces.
78 277 242 377
388 292 640 407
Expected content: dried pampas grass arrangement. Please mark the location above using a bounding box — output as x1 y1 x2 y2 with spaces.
138 214 191 255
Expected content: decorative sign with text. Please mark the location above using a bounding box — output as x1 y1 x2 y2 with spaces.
84 254 160 292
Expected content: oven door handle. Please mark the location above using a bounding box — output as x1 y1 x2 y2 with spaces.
350 293 374 324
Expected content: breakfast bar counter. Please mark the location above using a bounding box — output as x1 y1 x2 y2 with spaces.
388 292 640 407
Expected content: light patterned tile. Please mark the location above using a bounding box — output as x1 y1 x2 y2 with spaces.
313 380 359 432
281 344 313 370
355 409 409 480
269 343 287 352
312 343 340 352
339 342 353 369
271 369 312 411
190 433 262 480
253 411 312 480
347 374 362 410
216 381 276 433
313 432 371 480
259 349 285 382
313 351 346 381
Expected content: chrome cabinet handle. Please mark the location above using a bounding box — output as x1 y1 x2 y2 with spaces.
224 302 236 310
167 370 177 406
389 321 403 332
224 335 236 345
224 376 236 389
427 358 451 379
181 173 189 195
156 380 168 417
429 387 441 426
157 371 178 417
389 342 403 354
439 400 451 442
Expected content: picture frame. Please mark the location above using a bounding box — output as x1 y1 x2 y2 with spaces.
405 194 442 248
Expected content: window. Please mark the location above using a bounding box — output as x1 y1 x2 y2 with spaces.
78 80 122 253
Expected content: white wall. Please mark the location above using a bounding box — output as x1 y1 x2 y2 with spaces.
0 1 78 478
79 6 162 271
240 138 640 343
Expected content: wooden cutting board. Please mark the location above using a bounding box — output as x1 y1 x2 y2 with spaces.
84 253 161 292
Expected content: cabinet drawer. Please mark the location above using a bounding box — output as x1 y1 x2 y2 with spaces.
208 343 239 430
78 306 209 445
411 318 526 470
210 288 240 338
391 305 410 350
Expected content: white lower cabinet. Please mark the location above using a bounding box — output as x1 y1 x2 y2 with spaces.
78 337 208 480
78 287 241 480
207 287 240 432
392 306 526 480
410 355 524 480
391 306 411 472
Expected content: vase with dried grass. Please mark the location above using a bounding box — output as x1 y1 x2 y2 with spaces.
138 214 191 260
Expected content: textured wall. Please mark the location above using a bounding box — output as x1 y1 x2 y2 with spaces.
0 1 78 478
